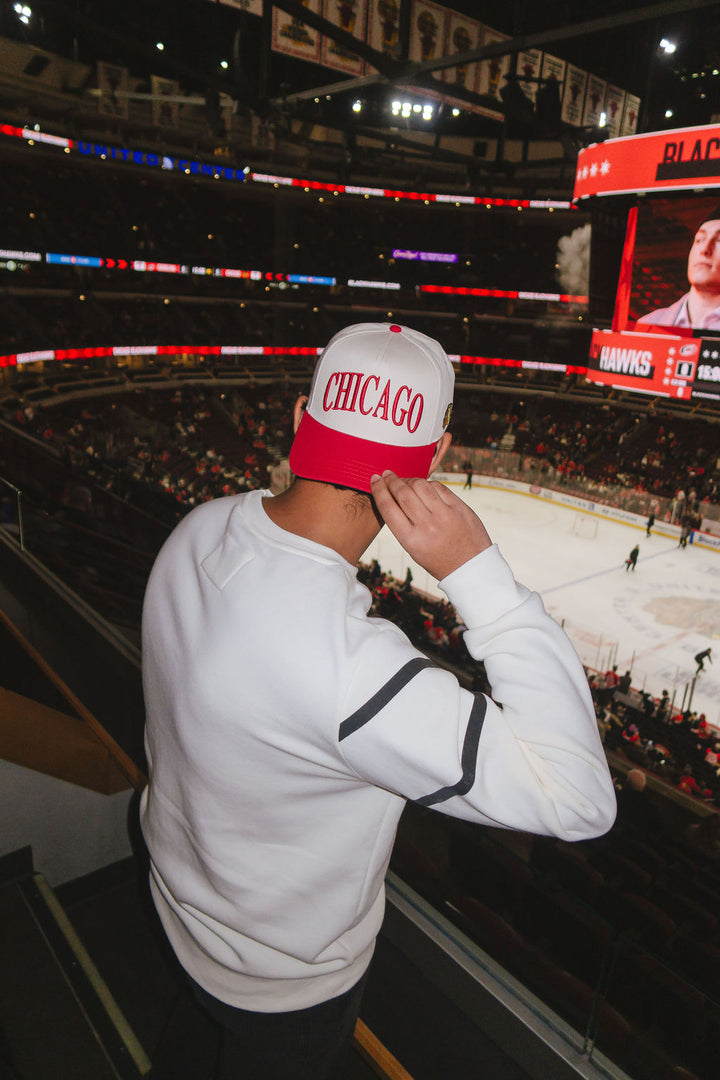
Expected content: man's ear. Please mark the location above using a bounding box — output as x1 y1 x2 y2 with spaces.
428 432 452 476
293 395 309 435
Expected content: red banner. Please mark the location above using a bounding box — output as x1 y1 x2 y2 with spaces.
587 329 700 399
574 123 720 201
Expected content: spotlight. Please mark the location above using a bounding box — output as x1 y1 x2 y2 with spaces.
659 38 677 54
156 41 165 51
352 99 362 113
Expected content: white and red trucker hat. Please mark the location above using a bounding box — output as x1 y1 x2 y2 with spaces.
289 322 454 494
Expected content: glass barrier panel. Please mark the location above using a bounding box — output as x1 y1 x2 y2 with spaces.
393 802 720 1080
592 934 719 1080
391 806 613 1052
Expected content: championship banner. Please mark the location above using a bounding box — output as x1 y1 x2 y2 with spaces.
561 64 587 127
582 73 606 128
516 48 542 105
272 1 322 63
587 328 701 400
97 62 129 119
320 0 368 75
442 10 482 93
150 76 180 128
366 0 401 65
603 84 626 139
540 53 566 98
620 92 641 137
214 0 262 12
476 25 510 102
409 1 448 64
574 123 720 200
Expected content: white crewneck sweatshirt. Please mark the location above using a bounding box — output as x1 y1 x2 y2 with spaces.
140 489 615 1012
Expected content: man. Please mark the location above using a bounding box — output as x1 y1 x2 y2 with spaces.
140 323 616 1079
602 664 620 707
617 669 632 695
695 646 713 674
616 769 665 841
637 215 720 330
625 543 639 571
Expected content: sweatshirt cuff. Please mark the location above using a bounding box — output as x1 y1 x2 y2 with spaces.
439 544 529 628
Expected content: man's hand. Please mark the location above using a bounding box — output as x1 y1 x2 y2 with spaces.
370 471 492 581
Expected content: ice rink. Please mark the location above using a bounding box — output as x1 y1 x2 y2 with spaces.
364 479 720 725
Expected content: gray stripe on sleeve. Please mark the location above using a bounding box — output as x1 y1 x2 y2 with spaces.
415 693 487 807
338 657 435 741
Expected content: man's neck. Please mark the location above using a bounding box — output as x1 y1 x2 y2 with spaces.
262 478 383 564
687 286 720 325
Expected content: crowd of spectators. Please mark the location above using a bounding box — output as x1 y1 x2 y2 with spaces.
448 392 720 512
591 667 720 804
2 156 274 272
0 294 284 358
6 373 720 535
0 290 589 373
6 366 719 522
8 381 295 520
1 150 581 293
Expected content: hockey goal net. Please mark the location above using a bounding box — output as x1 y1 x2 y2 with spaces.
571 514 598 539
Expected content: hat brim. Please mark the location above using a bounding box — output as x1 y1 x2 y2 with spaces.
289 411 436 494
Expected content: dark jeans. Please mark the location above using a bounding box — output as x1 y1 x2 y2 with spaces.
151 972 368 1080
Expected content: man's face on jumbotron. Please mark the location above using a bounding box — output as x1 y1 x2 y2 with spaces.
687 218 720 293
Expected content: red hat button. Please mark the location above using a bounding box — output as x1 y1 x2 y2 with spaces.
389 324 402 332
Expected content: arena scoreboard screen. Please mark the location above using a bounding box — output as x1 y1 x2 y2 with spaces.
576 122 720 403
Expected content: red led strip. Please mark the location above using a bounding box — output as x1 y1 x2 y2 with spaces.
1 121 572 210
1 344 582 373
421 285 588 303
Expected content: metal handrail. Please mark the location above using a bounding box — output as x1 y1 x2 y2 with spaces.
0 474 24 550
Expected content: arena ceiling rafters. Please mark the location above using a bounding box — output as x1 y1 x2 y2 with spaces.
1 1 720 195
